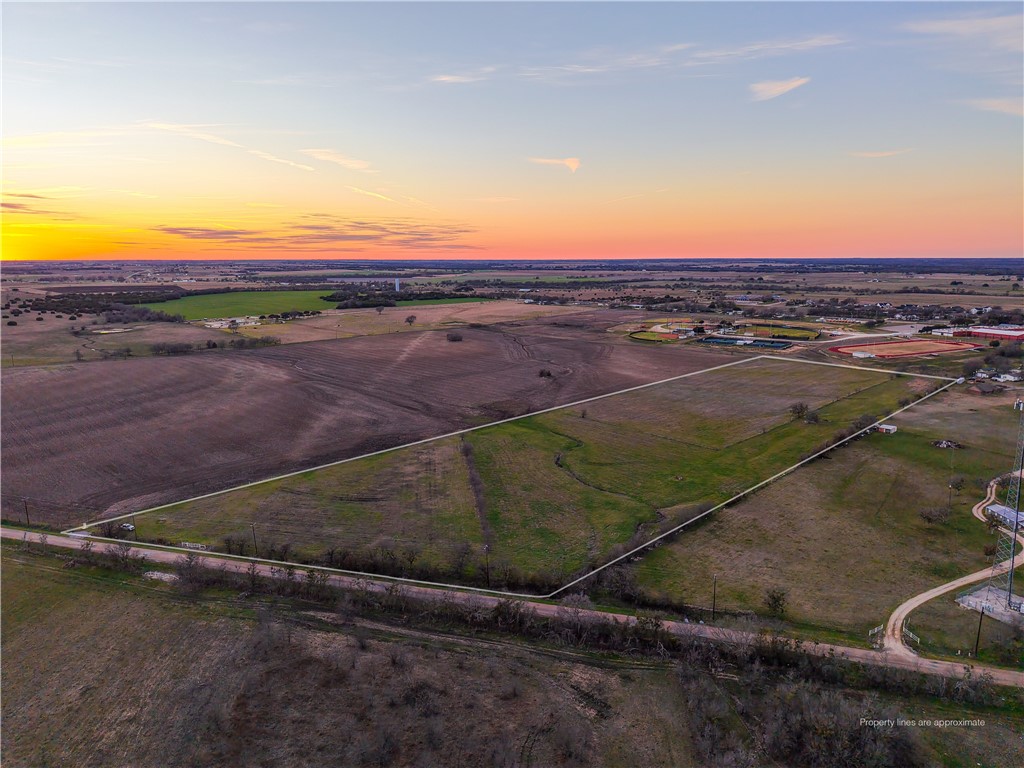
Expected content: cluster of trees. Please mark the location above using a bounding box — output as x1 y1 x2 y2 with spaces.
104 304 185 323
788 402 821 424
6 292 187 320
962 341 1023 377
149 342 194 355
325 287 484 310
149 336 281 356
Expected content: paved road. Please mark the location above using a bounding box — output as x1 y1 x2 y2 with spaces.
884 474 1024 663
5 527 1022 687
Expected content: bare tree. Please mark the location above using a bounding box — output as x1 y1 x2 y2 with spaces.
375 305 385 315
789 402 809 419
405 314 417 326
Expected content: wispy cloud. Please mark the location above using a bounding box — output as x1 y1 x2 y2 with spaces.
690 35 844 65
431 74 485 84
904 14 1023 53
749 77 810 101
143 122 315 171
965 98 1023 117
152 214 478 251
848 149 915 158
520 44 692 81
517 35 840 84
346 185 398 204
7 185 93 198
530 157 580 173
299 148 373 171
155 226 265 240
430 66 496 84
2 201 79 220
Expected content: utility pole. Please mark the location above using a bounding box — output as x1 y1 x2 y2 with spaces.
947 446 955 514
132 514 139 541
484 544 491 588
973 607 985 657
250 522 259 557
712 574 717 622
22 498 30 528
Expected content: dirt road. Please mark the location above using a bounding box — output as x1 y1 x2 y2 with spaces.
884 474 1023 662
5 527 1022 688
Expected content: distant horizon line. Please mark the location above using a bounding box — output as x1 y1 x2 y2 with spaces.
3 256 1022 265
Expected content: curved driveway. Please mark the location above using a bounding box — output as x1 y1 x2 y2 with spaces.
883 474 1023 669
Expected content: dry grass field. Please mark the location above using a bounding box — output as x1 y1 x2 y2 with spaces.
0 552 702 768
121 358 927 585
0 317 222 367
907 593 1023 668
1 316 737 525
234 299 594 343
633 388 1021 642
4 546 1021 768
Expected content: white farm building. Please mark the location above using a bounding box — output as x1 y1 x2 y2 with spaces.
986 504 1023 530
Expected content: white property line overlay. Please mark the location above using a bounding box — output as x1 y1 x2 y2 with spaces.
65 355 957 600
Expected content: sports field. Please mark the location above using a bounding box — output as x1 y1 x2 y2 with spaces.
828 339 981 358
87 357 936 590
746 323 819 340
142 290 336 319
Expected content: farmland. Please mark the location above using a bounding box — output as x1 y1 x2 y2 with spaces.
631 388 1021 645
231 299 593 343
1 316 738 525
108 357 932 588
0 552 705 768
396 297 491 306
141 289 337 319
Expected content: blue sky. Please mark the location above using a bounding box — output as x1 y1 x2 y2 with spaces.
3 2 1021 260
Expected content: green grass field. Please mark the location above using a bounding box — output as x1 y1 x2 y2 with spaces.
746 324 819 340
97 358 932 590
142 290 336 319
631 389 1020 645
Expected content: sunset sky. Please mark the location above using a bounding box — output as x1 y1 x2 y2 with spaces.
3 2 1021 261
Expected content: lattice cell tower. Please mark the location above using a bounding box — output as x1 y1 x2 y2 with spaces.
984 397 1024 611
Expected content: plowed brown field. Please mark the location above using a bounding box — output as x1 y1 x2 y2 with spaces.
1 316 737 526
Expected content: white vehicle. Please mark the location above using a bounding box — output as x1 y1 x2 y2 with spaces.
119 523 136 532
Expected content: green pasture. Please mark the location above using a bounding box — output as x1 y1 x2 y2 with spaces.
632 389 1019 646
142 290 335 320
